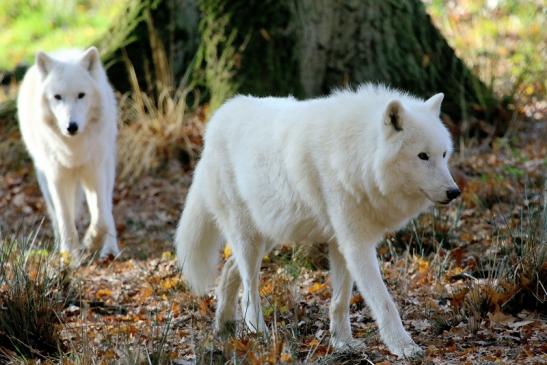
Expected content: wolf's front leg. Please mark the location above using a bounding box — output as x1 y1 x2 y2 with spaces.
328 199 422 359
47 174 79 257
340 243 422 358
82 164 119 257
36 169 61 244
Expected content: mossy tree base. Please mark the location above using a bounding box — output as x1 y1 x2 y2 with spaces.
2 0 503 137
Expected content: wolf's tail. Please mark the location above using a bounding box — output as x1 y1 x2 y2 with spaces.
174 182 222 296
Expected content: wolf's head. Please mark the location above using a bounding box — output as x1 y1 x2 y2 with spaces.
36 47 102 137
376 93 460 205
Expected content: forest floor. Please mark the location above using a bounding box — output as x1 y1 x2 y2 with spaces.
1 1 545 364
0 95 545 364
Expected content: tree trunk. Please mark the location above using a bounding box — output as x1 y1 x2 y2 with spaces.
2 0 503 136
97 0 200 95
196 0 501 135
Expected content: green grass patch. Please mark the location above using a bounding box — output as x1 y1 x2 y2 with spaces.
0 0 126 70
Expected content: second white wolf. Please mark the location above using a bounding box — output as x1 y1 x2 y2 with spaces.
17 47 119 258
175 84 460 358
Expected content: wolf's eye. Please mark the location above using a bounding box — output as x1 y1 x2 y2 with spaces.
54 94 62 100
78 92 85 99
443 151 447 158
418 152 429 160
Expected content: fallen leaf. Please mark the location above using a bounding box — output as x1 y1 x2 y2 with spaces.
96 288 112 299
224 245 232 260
307 282 328 295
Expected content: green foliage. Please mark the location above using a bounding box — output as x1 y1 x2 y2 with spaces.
0 0 125 70
194 2 241 112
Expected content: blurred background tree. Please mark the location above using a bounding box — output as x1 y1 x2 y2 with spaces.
7 0 546 138
98 0 501 137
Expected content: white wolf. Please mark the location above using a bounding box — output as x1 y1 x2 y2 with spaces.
17 47 119 259
175 84 460 358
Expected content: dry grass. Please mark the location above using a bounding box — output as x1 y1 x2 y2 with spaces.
0 231 75 361
430 183 547 336
117 86 203 182
116 13 204 183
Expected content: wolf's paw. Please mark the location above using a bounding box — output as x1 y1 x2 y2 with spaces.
243 318 269 336
389 341 424 359
99 240 120 259
214 305 239 337
382 328 424 359
330 336 363 351
60 249 82 268
214 319 237 338
83 226 106 253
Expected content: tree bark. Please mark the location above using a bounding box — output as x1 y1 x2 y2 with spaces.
98 0 200 95
1 0 503 136
197 0 500 133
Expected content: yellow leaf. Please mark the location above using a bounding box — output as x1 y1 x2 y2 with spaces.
223 245 232 260
307 282 328 294
96 288 112 299
60 251 72 266
160 276 180 291
231 338 250 352
260 282 273 296
416 258 429 274
139 286 154 300
307 338 320 348
280 353 292 362
172 303 181 316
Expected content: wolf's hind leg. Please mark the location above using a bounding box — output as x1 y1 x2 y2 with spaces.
228 230 267 334
328 241 355 349
215 256 241 335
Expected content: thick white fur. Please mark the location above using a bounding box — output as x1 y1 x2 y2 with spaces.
175 84 459 358
17 47 119 258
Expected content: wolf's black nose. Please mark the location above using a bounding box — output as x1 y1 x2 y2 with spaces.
446 188 461 201
67 122 78 135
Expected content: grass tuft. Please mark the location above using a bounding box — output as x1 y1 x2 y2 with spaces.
440 185 546 331
0 230 75 360
117 86 203 182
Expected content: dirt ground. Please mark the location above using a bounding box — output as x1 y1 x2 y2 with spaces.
0 110 546 364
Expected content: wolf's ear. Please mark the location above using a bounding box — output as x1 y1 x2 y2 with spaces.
425 93 444 115
36 52 54 78
383 100 404 136
80 47 100 76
